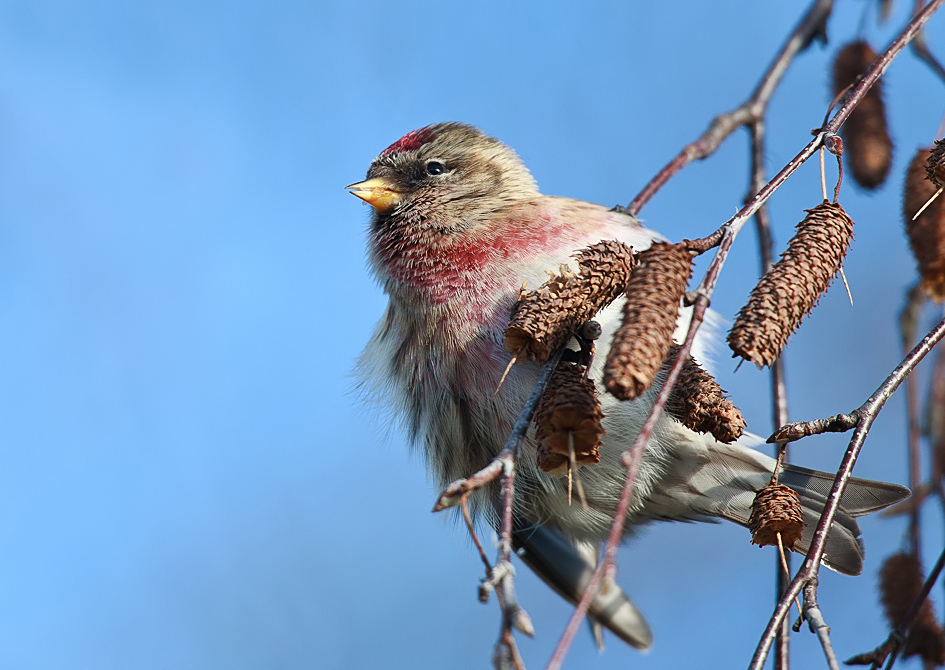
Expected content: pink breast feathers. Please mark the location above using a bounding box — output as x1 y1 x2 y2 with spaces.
380 128 437 157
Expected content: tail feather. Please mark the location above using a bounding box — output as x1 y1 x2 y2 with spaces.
512 522 653 650
642 437 910 576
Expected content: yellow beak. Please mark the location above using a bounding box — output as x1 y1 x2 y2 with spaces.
345 177 403 212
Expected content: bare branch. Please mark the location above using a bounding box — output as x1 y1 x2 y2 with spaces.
545 293 710 670
801 578 841 670
767 412 860 444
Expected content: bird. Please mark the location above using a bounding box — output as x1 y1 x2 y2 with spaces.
348 122 910 650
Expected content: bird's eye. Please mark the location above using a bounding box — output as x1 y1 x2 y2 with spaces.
426 161 446 176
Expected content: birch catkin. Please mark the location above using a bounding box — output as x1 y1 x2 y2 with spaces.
534 362 603 476
878 552 945 665
748 483 805 550
664 345 746 443
604 242 693 400
504 240 636 362
728 201 855 367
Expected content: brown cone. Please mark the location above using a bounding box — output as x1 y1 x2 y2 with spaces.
504 240 636 363
603 242 693 400
663 345 746 443
832 40 893 190
728 201 855 367
905 147 945 303
534 362 604 476
879 552 945 666
748 483 805 550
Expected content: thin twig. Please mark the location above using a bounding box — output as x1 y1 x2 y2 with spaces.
626 0 833 216
548 6 944 667
434 347 564 668
912 0 945 85
801 578 841 670
748 117 793 670
462 496 492 575
433 348 565 512
768 412 860 444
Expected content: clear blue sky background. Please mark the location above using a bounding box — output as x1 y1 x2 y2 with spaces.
1 1 944 668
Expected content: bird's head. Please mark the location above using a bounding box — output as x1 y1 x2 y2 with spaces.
347 122 538 234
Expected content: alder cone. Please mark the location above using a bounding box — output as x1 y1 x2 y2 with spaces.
664 345 746 443
748 483 805 550
878 552 945 666
833 40 893 190
728 201 855 367
603 242 693 400
534 362 603 476
504 240 636 362
905 147 945 302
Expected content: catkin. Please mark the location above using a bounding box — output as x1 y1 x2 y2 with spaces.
534 362 603 476
832 40 893 190
728 201 855 367
504 240 636 363
664 345 746 443
748 483 805 550
603 242 693 400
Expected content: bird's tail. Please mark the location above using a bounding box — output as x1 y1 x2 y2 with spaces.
644 438 911 576
513 522 653 650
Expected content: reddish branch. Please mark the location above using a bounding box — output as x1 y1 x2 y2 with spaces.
746 7 945 665
901 286 927 559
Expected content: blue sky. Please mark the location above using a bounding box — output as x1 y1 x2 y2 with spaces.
1 1 944 668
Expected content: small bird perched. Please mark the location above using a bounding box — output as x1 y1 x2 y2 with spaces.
349 122 909 650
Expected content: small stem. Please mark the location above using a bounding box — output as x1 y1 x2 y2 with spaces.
802 579 841 670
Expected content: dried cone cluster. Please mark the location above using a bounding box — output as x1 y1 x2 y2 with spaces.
504 240 636 363
878 552 945 666
832 40 893 189
664 345 746 443
728 201 855 367
905 147 945 302
603 242 693 400
534 362 604 476
748 483 805 550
